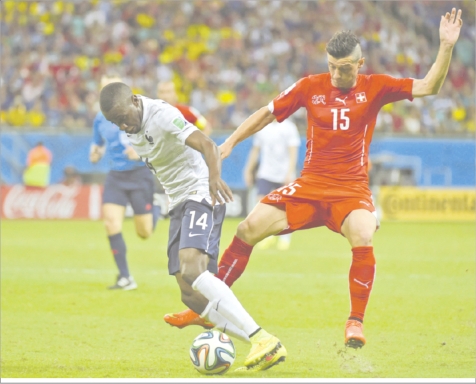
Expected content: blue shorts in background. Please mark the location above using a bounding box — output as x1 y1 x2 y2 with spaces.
103 166 155 215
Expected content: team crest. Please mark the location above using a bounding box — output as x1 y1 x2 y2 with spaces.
267 193 282 202
145 132 154 144
312 95 326 105
355 92 367 103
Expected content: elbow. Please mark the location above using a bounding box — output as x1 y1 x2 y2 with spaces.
429 85 441 96
204 136 219 155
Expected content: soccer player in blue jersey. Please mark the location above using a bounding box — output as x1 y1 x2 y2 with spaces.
90 75 160 291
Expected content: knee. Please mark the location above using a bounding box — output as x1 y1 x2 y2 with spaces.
236 218 262 244
181 268 200 286
103 217 121 235
236 219 252 240
179 250 206 286
136 227 152 239
349 227 374 247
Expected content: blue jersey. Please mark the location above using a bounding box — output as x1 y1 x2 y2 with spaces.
92 111 145 172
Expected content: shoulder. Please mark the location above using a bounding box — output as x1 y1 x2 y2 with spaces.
293 73 331 93
306 73 330 86
141 96 175 126
363 73 398 84
93 111 105 124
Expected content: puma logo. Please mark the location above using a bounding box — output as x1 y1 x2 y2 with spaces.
353 278 371 289
222 259 237 283
336 97 347 106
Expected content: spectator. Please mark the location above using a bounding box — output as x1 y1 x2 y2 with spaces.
23 141 53 187
0 0 474 134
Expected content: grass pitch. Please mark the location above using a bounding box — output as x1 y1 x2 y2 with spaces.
1 218 475 379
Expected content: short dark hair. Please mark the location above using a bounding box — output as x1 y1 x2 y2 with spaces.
99 82 132 114
326 31 360 59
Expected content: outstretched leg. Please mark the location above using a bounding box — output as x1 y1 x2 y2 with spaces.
217 202 288 286
341 209 378 348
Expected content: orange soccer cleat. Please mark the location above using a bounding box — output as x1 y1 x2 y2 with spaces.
164 308 214 329
345 319 366 349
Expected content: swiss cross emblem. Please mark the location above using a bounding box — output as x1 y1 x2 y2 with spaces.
355 92 367 103
311 95 326 105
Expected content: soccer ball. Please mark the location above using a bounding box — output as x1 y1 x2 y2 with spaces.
189 330 236 375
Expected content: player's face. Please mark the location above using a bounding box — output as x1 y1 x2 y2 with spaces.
104 95 143 134
157 82 178 104
327 54 364 89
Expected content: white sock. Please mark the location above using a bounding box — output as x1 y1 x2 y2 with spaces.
192 270 259 336
201 302 250 343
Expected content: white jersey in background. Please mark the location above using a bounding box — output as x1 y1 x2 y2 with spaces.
126 95 211 211
253 120 301 183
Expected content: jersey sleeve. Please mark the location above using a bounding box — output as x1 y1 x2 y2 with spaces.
374 74 414 106
92 113 105 146
152 104 199 144
268 77 310 123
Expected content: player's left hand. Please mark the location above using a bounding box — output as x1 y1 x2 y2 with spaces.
209 176 234 206
219 142 233 160
440 8 463 47
124 146 140 160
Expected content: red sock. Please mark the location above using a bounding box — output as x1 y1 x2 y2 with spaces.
216 236 253 287
348 246 376 322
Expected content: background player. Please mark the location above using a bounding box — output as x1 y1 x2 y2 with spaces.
166 8 464 349
243 118 300 250
90 75 160 290
99 82 286 371
157 81 212 136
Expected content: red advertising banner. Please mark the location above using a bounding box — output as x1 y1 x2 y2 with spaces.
0 184 103 219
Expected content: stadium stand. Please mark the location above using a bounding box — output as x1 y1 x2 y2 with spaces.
0 0 474 134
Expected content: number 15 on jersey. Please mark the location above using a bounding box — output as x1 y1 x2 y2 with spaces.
331 108 350 130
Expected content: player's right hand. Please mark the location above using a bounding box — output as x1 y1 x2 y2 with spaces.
89 151 101 163
124 146 140 160
209 176 233 206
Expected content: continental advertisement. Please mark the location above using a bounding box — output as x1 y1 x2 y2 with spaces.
378 187 476 221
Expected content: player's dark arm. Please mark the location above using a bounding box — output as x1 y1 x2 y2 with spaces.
185 130 233 206
220 106 275 159
412 8 463 97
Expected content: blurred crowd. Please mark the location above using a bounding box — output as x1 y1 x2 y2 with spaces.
1 0 474 135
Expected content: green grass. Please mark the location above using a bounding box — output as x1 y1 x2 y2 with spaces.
1 219 475 379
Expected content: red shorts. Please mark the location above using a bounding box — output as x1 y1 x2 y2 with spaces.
260 174 376 235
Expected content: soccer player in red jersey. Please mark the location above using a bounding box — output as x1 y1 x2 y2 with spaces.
157 81 212 136
165 8 463 348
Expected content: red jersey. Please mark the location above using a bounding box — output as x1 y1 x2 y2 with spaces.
270 73 413 183
175 104 207 131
